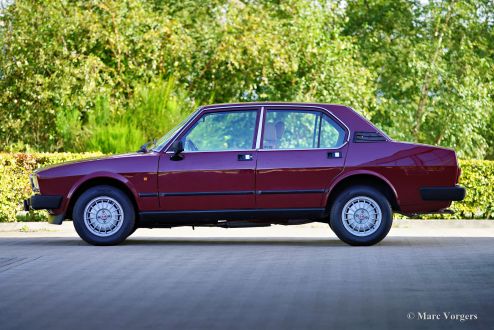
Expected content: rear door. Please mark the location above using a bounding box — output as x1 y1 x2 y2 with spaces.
158 107 260 211
256 106 348 209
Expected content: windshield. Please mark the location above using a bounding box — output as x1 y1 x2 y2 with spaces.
151 108 200 152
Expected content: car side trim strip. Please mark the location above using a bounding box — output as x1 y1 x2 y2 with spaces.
138 193 159 198
154 189 327 197
159 191 255 197
257 189 325 195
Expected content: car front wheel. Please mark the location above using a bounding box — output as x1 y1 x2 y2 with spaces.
329 185 392 246
73 185 135 245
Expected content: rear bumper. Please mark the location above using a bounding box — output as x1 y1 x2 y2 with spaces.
24 195 63 211
420 185 466 201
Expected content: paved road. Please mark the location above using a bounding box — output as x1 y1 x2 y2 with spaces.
1 228 493 330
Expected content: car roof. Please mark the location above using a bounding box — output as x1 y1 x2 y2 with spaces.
201 102 348 110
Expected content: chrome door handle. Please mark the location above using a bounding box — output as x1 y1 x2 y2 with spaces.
327 151 342 158
238 154 254 161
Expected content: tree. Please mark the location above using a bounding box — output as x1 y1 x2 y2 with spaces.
343 0 494 159
1 0 493 157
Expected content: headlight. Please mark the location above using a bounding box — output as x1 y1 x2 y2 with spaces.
29 174 40 193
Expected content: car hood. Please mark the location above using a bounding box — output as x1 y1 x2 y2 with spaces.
35 152 157 178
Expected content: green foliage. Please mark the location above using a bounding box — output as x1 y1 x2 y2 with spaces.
0 153 492 222
0 152 102 223
343 0 494 159
85 77 195 153
0 0 375 153
415 160 494 219
0 0 195 152
0 0 493 158
445 160 494 219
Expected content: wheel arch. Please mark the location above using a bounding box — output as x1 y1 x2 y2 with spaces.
325 172 400 212
66 174 139 221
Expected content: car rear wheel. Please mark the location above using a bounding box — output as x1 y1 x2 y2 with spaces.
73 185 135 245
329 185 392 246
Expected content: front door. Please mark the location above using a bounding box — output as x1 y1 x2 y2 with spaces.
256 107 348 209
158 107 260 211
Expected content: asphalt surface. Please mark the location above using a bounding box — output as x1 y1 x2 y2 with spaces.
1 227 493 330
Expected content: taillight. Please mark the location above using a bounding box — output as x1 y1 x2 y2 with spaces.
456 167 461 184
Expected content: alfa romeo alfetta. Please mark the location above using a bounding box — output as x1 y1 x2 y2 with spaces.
24 103 465 246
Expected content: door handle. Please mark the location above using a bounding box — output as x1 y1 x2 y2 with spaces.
238 154 254 161
327 151 342 159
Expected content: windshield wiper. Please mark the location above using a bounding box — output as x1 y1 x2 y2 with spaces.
137 139 157 153
137 142 150 153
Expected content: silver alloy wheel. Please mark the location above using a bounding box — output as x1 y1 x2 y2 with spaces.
341 196 382 237
83 196 124 237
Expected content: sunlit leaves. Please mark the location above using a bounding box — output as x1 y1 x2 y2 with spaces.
344 0 494 159
0 0 493 157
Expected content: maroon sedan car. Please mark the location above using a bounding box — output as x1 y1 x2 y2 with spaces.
24 103 465 246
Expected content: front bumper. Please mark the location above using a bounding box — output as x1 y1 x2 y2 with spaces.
420 185 466 201
24 195 63 211
24 195 65 224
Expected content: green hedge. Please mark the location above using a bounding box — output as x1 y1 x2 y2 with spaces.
0 153 102 222
1 153 493 222
442 160 494 219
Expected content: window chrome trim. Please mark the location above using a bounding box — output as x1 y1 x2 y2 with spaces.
165 146 347 154
184 110 258 152
255 106 265 149
164 149 256 154
163 107 259 153
198 104 350 142
259 105 350 150
161 104 351 153
257 142 348 152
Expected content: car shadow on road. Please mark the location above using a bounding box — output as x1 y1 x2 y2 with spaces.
0 236 492 248
125 237 346 247
123 236 493 247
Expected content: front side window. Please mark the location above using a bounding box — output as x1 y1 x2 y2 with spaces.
181 110 257 151
262 110 345 149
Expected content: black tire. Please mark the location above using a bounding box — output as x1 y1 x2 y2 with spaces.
329 185 392 246
73 185 135 246
127 224 138 237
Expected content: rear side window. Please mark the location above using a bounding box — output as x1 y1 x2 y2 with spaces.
262 110 345 149
319 115 346 148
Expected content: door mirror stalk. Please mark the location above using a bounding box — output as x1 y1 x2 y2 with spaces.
170 140 184 161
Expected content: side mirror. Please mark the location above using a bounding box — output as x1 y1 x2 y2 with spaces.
170 140 184 161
